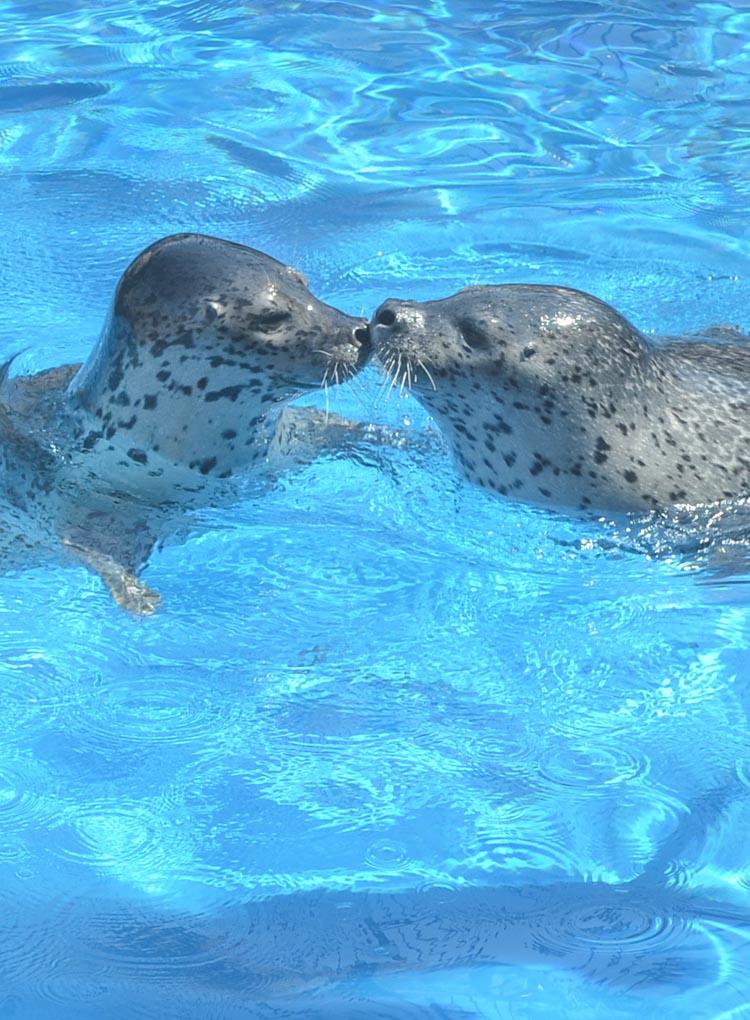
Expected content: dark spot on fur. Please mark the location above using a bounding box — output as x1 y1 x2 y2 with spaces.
82 430 102 451
205 386 242 403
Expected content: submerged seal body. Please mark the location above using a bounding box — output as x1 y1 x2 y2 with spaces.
0 233 369 610
370 284 750 514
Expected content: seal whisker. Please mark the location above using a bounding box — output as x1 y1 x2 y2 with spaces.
399 355 415 398
373 352 400 408
388 354 404 400
415 358 437 391
371 349 401 408
342 374 370 415
320 364 332 421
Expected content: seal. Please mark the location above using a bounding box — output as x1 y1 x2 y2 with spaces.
0 233 370 612
370 284 750 514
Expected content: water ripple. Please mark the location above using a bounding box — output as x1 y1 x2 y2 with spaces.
538 741 651 791
546 898 675 950
364 838 411 871
63 672 247 757
0 754 60 833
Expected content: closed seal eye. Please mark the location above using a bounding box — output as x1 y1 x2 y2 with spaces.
256 309 292 331
459 319 489 351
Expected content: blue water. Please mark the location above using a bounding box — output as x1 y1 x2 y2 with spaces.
1 2 750 1017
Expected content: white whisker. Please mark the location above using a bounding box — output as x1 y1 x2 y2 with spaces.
399 359 410 398
388 354 403 399
344 374 371 414
416 358 437 391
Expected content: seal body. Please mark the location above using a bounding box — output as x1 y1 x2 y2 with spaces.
0 233 369 610
370 285 750 514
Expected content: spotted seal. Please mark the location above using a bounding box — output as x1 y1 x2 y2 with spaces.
370 284 750 514
0 233 369 611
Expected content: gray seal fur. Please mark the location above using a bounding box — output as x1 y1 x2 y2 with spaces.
0 233 369 611
370 284 750 514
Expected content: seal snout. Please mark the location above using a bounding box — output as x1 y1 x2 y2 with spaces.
369 299 425 355
367 299 441 392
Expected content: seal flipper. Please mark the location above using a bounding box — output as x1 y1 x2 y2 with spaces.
267 405 423 476
61 515 162 616
266 406 367 472
62 538 162 616
684 323 750 343
0 354 16 395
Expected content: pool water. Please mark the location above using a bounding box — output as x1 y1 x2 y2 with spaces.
1 2 750 1017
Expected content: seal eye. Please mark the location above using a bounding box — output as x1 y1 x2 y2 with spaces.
460 320 489 351
256 309 291 331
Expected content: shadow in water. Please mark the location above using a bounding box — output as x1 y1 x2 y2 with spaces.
4 870 750 1018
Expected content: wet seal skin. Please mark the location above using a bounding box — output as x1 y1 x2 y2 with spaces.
370 284 750 514
0 233 370 613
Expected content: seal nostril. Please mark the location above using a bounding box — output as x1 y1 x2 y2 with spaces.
354 325 370 345
376 309 396 327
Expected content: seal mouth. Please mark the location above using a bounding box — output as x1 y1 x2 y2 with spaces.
309 320 371 391
327 321 371 371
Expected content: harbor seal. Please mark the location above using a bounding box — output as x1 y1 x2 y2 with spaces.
370 284 750 514
0 233 369 612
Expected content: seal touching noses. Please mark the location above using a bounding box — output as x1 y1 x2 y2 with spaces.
0 233 370 612
370 284 750 514
69 233 370 479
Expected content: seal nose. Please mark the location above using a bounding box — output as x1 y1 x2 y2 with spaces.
373 301 398 330
353 322 370 347
352 320 372 367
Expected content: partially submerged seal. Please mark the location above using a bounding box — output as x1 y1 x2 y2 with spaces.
370 284 750 514
0 233 369 612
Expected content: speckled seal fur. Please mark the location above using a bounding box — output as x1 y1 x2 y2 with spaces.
0 233 369 612
370 284 750 513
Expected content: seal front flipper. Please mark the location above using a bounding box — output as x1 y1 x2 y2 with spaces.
266 406 372 472
683 323 749 343
62 538 162 616
266 405 428 476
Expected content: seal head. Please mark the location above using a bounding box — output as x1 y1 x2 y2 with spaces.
371 284 750 513
69 233 370 480
0 233 370 612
